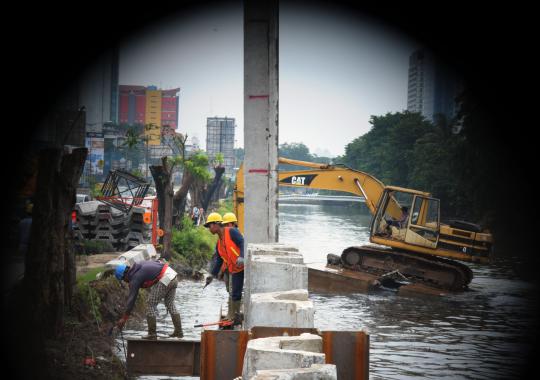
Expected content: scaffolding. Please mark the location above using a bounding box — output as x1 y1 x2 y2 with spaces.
206 117 235 174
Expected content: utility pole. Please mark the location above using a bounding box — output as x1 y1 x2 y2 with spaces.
243 0 279 244
145 135 149 179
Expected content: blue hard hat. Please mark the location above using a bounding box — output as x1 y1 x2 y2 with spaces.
115 264 127 280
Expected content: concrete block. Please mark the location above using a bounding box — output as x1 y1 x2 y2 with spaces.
252 254 304 265
242 334 325 379
75 200 101 216
248 290 314 329
249 259 308 294
251 364 337 380
249 243 299 253
129 244 157 259
273 289 309 301
105 244 157 268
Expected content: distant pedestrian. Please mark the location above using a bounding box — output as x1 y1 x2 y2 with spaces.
197 207 205 226
191 206 200 226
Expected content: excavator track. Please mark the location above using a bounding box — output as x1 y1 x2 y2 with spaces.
340 246 473 291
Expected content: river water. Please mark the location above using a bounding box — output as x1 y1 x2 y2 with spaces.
124 203 538 379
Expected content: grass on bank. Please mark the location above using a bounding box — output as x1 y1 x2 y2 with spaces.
216 198 234 215
171 216 217 271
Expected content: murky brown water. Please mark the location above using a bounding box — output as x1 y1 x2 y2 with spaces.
121 203 538 379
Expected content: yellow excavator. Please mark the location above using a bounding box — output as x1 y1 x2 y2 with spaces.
233 157 492 291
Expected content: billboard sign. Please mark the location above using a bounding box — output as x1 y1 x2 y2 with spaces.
85 132 105 175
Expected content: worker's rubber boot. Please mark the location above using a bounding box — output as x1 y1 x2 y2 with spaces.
226 297 234 320
231 300 243 326
142 316 157 340
169 313 184 338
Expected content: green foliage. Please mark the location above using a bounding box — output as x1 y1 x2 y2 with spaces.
216 199 233 215
278 142 333 170
341 112 432 186
123 127 142 149
76 267 106 284
88 176 103 198
214 152 225 165
279 142 313 162
171 216 217 270
75 281 102 324
130 168 144 178
183 152 211 182
340 108 494 224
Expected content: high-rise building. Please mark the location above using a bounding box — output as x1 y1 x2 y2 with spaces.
118 85 180 145
78 48 119 180
407 49 462 122
206 117 236 175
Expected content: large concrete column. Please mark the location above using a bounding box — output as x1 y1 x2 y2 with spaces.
243 0 279 245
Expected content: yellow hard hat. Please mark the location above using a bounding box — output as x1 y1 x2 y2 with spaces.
204 212 223 227
221 212 238 224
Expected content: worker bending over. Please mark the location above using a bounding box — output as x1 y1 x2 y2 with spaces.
115 259 182 339
204 212 245 323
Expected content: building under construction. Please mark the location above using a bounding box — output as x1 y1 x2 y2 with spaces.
205 116 236 175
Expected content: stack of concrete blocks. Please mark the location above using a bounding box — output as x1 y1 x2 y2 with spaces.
94 203 129 250
242 243 337 378
73 201 152 251
105 243 158 269
242 333 337 380
245 243 312 329
123 206 152 250
73 201 101 241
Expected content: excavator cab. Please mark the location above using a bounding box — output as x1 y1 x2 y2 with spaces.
405 195 440 248
371 187 441 250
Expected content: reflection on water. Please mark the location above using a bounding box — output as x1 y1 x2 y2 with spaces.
280 203 538 379
279 203 372 264
123 203 538 379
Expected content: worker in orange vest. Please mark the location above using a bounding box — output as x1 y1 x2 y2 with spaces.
218 212 240 295
204 212 245 323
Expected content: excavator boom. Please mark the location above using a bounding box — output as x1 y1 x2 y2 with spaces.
235 158 400 228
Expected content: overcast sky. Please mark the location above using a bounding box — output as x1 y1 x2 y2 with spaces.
120 1 418 157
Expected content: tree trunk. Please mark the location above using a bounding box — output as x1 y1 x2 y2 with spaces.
24 147 87 337
150 157 174 260
189 178 204 210
202 166 225 211
173 167 194 227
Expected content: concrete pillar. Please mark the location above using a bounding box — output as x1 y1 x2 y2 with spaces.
243 0 279 246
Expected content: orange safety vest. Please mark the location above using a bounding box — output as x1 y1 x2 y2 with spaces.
217 227 244 274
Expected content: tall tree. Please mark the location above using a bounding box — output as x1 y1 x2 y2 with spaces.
202 153 226 211
24 147 87 336
173 152 210 226
150 156 179 260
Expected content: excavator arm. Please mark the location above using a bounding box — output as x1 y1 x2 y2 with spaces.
234 157 404 233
